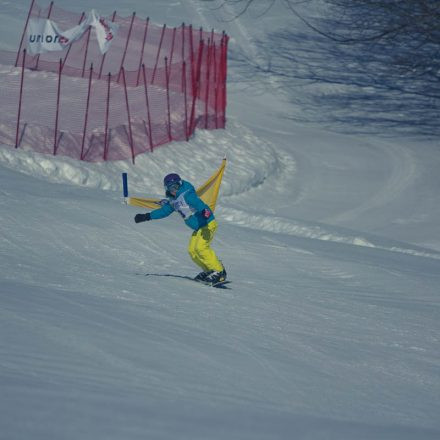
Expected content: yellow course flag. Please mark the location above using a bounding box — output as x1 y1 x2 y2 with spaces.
128 197 163 210
128 158 227 212
196 158 227 211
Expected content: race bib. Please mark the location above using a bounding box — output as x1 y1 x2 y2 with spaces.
170 191 195 219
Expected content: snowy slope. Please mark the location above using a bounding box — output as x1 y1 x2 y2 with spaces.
1 1 440 439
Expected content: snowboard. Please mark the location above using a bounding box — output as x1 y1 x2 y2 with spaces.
141 273 231 289
197 279 231 289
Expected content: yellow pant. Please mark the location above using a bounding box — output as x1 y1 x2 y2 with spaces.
188 220 223 272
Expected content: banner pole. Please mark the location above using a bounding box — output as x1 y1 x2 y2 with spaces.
151 24 166 85
167 27 177 84
117 12 136 83
98 11 117 80
181 23 186 79
165 57 172 142
122 67 135 164
34 1 53 70
62 11 85 69
222 33 228 128
80 63 93 160
189 39 204 136
15 49 27 148
103 72 111 161
53 58 63 156
81 26 92 78
204 37 212 129
142 64 154 151
15 0 35 67
189 25 194 93
183 60 189 141
136 17 150 86
213 42 218 129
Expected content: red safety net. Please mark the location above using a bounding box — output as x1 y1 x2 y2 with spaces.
0 1 228 162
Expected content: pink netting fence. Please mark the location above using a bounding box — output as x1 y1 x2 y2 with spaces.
0 0 228 162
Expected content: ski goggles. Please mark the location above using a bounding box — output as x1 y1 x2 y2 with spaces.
165 182 180 192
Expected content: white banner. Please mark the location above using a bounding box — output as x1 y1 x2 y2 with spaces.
27 10 118 56
88 10 119 55
27 17 88 55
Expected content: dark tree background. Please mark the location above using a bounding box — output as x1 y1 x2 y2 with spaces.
202 0 440 136
323 1 440 84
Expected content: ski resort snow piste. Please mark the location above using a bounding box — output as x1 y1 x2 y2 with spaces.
0 0 228 163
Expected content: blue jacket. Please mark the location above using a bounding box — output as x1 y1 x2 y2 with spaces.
150 180 215 231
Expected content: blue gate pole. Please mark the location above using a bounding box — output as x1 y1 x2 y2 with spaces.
122 172 128 203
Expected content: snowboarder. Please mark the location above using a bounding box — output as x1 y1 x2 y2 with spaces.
134 173 227 284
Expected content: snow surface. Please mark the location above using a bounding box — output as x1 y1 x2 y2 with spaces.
1 1 440 439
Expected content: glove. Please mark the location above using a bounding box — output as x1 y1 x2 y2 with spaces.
134 213 151 223
202 208 212 219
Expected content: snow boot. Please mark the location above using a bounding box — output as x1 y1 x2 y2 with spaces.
194 271 210 282
204 268 227 285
